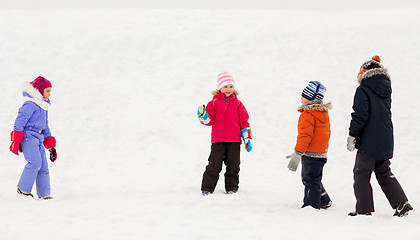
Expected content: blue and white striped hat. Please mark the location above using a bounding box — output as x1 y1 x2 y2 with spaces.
302 81 326 101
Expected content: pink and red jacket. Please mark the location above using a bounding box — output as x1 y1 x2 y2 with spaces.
204 92 250 144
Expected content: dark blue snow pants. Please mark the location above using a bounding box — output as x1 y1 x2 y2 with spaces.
301 156 331 209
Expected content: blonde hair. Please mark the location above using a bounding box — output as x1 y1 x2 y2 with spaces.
211 89 239 96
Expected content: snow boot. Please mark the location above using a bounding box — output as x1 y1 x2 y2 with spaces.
17 188 34 198
226 189 238 194
39 195 54 200
202 190 212 196
321 201 332 209
393 201 413 217
348 211 372 216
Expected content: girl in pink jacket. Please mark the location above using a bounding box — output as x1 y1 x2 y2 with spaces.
197 72 252 196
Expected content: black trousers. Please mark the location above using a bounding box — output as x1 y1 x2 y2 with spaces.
301 156 331 209
201 142 241 193
353 153 408 213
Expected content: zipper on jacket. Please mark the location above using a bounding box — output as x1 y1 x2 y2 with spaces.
225 96 228 141
43 110 47 130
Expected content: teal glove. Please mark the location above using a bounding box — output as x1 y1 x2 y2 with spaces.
197 105 210 125
241 127 252 152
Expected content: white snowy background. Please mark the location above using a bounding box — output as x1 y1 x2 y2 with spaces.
0 2 419 239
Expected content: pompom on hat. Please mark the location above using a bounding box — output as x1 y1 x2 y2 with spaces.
217 72 235 90
30 76 52 95
357 55 383 78
302 81 326 101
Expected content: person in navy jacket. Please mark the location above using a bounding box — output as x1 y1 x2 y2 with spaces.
347 56 412 217
10 76 57 199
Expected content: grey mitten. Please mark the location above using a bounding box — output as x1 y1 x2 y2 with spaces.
347 136 356 152
286 151 303 172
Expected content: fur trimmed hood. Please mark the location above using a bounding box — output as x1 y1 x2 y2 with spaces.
22 82 51 110
298 100 332 112
358 68 390 84
357 68 391 98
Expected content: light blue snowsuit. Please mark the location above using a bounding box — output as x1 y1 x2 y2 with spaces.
14 88 52 197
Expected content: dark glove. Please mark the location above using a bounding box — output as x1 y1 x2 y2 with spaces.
49 148 57 162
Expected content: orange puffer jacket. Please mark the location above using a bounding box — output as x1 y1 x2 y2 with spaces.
294 102 331 155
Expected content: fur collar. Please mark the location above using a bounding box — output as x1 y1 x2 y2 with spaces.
298 100 332 112
22 82 51 110
358 68 390 84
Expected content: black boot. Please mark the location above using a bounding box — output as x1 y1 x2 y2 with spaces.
321 201 332 209
39 195 54 200
393 201 413 217
17 188 34 198
348 211 372 216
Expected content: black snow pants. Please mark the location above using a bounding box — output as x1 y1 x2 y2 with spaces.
201 142 240 193
353 153 408 213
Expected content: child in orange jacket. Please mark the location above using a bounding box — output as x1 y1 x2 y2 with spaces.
287 81 332 209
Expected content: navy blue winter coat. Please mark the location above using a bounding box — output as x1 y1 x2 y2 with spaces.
349 68 393 160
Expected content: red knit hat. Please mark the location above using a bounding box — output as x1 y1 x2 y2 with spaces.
30 76 52 95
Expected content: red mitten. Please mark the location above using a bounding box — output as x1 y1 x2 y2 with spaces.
10 142 21 155
43 136 56 149
10 131 24 155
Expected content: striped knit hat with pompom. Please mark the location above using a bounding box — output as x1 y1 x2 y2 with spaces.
217 72 235 90
302 81 326 101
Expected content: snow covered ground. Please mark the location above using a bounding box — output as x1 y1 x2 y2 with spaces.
0 8 419 240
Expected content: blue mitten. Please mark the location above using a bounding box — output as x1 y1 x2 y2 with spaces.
241 127 252 152
197 105 210 125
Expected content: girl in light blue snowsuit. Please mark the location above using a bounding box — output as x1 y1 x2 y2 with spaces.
9 76 57 199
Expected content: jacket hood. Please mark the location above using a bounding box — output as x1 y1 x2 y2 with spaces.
298 100 331 123
358 68 392 98
214 91 237 101
22 82 51 110
298 100 332 112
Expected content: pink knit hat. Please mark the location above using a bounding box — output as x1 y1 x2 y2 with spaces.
217 72 235 90
31 76 52 95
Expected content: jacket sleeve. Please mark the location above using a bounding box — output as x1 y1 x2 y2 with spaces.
238 101 250 129
13 101 35 132
294 112 315 153
349 87 369 137
42 111 52 138
204 99 216 126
